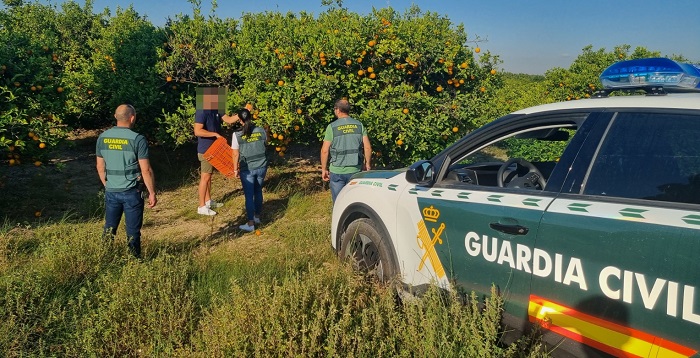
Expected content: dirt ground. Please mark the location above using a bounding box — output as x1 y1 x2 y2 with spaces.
0 129 327 245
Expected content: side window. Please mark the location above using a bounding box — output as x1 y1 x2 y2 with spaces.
444 124 577 189
584 112 700 205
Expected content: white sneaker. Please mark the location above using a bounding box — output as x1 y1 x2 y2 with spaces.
239 223 255 232
198 206 217 216
206 200 223 208
254 217 261 224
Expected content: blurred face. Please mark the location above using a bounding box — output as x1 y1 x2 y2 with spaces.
204 93 218 109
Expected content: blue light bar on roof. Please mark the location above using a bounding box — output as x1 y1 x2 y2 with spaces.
600 57 700 90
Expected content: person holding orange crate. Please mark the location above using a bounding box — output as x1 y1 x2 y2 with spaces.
194 87 238 216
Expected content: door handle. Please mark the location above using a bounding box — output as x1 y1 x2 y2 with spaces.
489 222 529 235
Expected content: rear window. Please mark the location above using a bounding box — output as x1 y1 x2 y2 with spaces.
584 112 700 205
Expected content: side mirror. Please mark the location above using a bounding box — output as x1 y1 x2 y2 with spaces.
406 160 434 185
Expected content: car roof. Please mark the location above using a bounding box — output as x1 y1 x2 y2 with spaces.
511 93 700 115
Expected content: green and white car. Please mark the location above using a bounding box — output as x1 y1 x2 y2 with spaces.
331 58 700 357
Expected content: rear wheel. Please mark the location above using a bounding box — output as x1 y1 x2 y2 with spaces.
340 218 398 283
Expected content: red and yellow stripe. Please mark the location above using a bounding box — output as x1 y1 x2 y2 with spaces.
528 295 697 358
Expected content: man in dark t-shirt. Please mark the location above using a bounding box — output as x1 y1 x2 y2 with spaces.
194 87 237 215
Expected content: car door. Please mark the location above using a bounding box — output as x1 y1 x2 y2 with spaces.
532 111 700 357
396 112 597 335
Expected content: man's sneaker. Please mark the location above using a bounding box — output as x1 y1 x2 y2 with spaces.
206 199 224 209
239 223 255 232
254 217 261 225
198 206 217 216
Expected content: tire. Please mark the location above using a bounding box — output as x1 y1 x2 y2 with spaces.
339 218 398 283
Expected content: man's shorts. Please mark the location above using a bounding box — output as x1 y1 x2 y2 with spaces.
197 153 214 174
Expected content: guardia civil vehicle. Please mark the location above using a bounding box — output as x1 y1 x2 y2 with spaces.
331 58 700 357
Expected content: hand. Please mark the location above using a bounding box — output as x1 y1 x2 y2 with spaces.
148 193 157 208
322 169 330 182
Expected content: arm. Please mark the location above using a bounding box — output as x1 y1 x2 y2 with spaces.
194 122 221 138
362 135 372 171
232 148 240 177
221 113 238 124
96 156 106 186
138 158 157 208
320 140 331 181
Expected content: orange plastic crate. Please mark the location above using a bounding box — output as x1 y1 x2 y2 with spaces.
203 137 236 177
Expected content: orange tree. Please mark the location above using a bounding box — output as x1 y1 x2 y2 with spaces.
0 0 171 167
158 3 502 167
0 0 69 165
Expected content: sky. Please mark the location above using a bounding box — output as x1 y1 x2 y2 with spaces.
23 0 700 74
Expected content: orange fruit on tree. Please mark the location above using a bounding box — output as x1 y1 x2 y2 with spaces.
34 161 41 167
490 69 497 75
36 85 42 90
172 85 177 90
57 87 64 93
245 103 254 111
369 73 376 79
14 82 20 87
345 59 352 65
396 139 404 146
278 151 285 157
474 47 481 53
436 85 443 92
275 146 281 152
357 69 364 76
402 108 409 115
278 134 284 140
296 108 302 114
368 40 377 47
385 59 391 65
460 62 468 69
30 86 36 91
273 133 278 139
8 159 15 166
166 76 172 82
367 67 374 73
294 125 300 131
278 80 285 86
35 211 42 217
356 57 362 63
452 126 459 133
39 142 46 149
480 86 486 92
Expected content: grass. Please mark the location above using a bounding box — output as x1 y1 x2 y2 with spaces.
0 137 550 357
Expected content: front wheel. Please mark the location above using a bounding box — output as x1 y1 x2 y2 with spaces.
339 218 398 283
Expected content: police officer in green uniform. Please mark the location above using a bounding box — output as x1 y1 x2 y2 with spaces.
231 108 268 232
96 104 157 258
321 99 372 203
